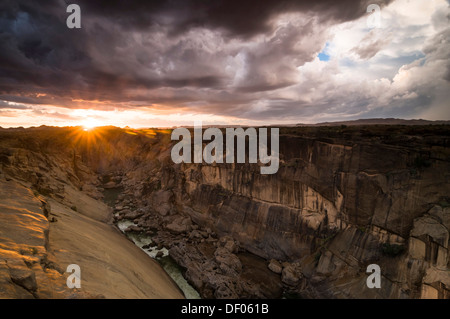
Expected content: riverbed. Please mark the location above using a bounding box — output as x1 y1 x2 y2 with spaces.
103 187 200 299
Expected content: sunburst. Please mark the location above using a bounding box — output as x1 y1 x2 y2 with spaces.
81 118 103 131
68 123 107 151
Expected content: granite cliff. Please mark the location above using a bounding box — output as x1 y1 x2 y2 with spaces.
0 127 184 298
0 125 449 298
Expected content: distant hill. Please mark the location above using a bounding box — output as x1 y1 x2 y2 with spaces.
1 118 449 130
296 118 450 126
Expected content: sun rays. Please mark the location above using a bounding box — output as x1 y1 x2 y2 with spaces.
81 118 103 131
68 124 108 150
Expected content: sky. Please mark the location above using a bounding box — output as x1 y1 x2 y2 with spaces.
0 0 449 128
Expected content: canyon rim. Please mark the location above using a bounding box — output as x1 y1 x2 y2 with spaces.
0 123 449 299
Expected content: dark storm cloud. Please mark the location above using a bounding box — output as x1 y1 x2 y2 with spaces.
0 100 30 109
79 0 379 37
9 0 446 124
0 0 242 106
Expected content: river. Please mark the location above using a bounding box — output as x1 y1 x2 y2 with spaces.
103 187 200 299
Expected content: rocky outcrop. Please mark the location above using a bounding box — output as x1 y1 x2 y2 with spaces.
102 125 450 299
1 125 449 299
0 130 184 299
133 126 450 299
166 216 192 234
281 262 302 286
0 178 81 298
168 240 282 299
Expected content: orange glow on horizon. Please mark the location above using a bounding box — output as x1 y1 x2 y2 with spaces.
0 103 270 129
67 125 109 151
81 117 103 131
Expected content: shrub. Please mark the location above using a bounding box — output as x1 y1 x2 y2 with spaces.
314 251 322 265
380 243 405 257
439 200 450 208
357 225 367 233
413 156 431 169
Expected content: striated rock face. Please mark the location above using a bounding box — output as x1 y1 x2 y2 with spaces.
1 125 449 299
0 128 184 299
138 126 450 299
0 179 63 298
169 139 447 259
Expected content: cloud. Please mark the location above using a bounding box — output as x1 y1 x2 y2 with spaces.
0 100 31 109
256 0 450 122
79 0 385 37
0 0 448 126
351 30 393 60
31 107 78 120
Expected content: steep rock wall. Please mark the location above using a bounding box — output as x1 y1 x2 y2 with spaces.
149 133 450 298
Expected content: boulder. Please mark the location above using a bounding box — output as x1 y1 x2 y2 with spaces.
219 236 239 253
103 181 117 189
189 230 204 240
123 210 144 220
152 190 173 216
411 215 449 248
281 263 302 286
166 216 192 234
9 269 37 292
155 204 171 216
268 259 283 274
214 247 242 275
124 225 142 233
214 283 239 299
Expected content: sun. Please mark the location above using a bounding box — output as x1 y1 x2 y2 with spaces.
69 118 107 148
81 118 102 131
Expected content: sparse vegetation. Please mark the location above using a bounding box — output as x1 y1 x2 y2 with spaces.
439 200 450 208
312 232 337 266
409 169 418 177
356 225 368 233
314 251 322 265
413 156 431 169
380 243 405 257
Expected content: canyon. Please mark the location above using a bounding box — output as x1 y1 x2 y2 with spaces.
0 124 449 298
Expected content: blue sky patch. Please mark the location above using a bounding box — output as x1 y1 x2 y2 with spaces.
318 42 330 61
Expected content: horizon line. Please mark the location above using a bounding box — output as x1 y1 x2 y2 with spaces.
1 117 450 130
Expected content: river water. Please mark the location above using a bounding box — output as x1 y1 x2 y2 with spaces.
103 187 200 299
